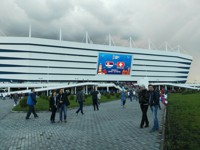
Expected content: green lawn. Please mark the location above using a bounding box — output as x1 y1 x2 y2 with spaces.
165 92 200 150
12 93 120 111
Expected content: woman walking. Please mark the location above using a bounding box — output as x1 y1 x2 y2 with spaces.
138 85 149 128
49 91 58 123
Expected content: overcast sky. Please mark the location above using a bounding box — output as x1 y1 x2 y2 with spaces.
0 0 199 82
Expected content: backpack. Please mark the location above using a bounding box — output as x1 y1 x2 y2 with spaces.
27 94 34 105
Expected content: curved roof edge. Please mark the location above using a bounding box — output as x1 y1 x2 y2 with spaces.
0 36 193 60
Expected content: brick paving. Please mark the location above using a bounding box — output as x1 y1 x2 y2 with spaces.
0 98 164 150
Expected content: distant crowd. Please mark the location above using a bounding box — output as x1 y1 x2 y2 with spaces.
2 83 168 133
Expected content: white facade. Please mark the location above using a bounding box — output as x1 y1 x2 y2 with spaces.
0 37 192 83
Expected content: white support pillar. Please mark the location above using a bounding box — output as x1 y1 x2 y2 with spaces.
26 87 28 90
86 85 88 94
71 88 74 95
165 85 167 90
8 87 10 93
172 86 174 91
107 86 109 92
74 87 77 95
83 86 85 94
158 85 160 91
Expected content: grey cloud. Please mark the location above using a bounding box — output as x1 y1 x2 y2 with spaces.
15 0 74 22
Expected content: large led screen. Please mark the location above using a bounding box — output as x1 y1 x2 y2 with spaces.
97 53 132 75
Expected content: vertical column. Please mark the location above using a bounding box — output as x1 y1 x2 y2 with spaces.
165 85 167 90
46 87 48 96
86 85 88 94
172 86 174 91
107 86 109 93
8 87 10 93
71 88 74 95
83 86 85 94
158 85 160 91
74 87 77 95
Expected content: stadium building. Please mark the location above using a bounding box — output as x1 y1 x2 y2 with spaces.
0 36 192 84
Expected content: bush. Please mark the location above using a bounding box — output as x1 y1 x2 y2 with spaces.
84 94 91 99
116 93 120 98
40 94 49 100
110 92 115 96
14 93 119 111
19 96 28 108
69 95 75 101
182 90 200 95
105 93 111 99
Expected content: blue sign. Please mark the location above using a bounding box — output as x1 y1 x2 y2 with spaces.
97 53 132 75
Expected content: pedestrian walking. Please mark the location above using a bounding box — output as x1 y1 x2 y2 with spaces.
91 87 99 111
49 91 58 123
132 89 136 100
138 85 149 128
26 88 38 119
129 90 133 102
13 93 19 106
120 88 127 108
76 87 84 115
148 84 160 132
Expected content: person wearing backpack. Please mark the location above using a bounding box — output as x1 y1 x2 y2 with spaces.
138 85 149 128
26 88 38 119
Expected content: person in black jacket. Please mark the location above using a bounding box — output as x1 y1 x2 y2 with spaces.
91 87 99 111
138 85 149 128
148 84 160 132
49 91 58 123
76 87 84 115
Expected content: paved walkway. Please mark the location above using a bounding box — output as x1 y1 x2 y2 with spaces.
0 99 164 150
